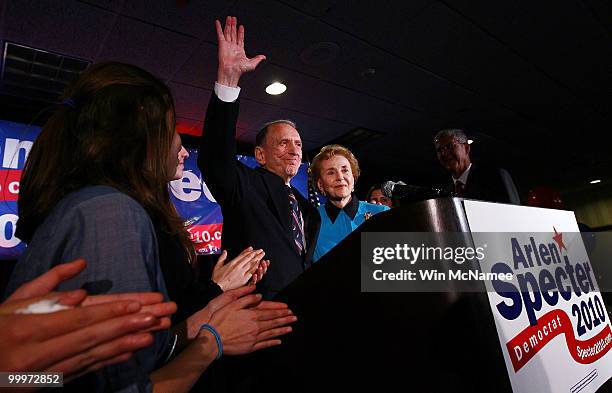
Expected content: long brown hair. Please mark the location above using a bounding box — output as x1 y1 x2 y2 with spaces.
17 62 194 262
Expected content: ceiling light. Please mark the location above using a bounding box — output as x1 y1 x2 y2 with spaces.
265 82 286 95
590 179 602 184
467 139 473 144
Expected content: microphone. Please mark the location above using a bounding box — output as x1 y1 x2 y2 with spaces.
381 181 449 200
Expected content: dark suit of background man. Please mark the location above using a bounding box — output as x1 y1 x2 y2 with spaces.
434 128 521 204
199 17 320 299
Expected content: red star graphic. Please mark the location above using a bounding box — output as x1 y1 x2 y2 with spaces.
552 226 567 252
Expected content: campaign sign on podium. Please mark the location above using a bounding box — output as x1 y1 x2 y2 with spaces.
464 200 612 393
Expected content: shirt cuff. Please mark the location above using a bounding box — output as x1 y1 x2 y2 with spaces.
214 82 241 103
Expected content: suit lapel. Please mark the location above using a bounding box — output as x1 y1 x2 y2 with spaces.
443 179 454 196
464 164 480 197
296 191 320 264
258 167 293 233
257 167 319 261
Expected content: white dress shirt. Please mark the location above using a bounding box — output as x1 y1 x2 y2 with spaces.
214 82 241 102
453 162 472 186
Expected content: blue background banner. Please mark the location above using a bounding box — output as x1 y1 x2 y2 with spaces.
0 120 40 259
0 120 309 258
169 148 309 255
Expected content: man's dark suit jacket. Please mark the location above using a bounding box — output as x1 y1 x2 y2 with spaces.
443 164 521 204
198 95 320 299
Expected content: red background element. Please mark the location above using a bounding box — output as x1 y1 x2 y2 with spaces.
506 309 612 372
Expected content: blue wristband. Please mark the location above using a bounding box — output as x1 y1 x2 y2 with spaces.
200 324 223 360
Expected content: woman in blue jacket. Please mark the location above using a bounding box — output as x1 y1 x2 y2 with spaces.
309 144 389 262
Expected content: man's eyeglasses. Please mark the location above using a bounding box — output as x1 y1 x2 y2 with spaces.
435 142 464 154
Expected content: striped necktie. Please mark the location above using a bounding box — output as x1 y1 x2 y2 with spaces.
286 186 305 254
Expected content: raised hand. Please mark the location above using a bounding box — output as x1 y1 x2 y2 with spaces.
215 16 266 87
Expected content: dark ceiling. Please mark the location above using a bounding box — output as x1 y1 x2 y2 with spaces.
1 0 611 197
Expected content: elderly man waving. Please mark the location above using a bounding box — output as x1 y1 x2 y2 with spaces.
199 16 320 300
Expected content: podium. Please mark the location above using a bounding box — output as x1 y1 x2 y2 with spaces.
202 197 612 393
236 197 512 393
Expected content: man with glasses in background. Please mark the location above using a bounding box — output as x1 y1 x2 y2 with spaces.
434 128 520 204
